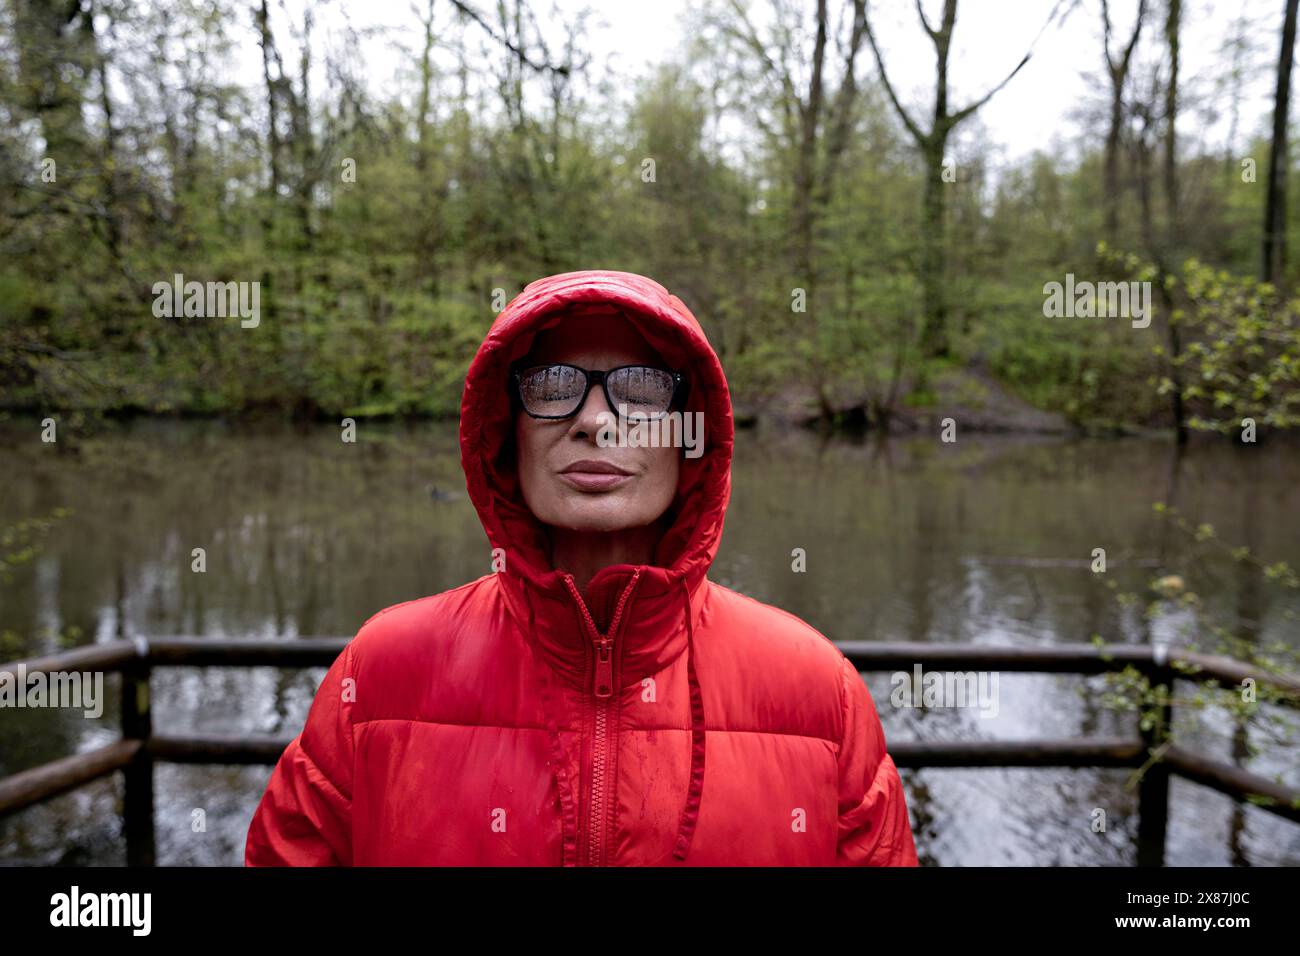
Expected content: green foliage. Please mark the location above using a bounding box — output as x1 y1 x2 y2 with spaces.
0 1 1294 432
1159 260 1300 433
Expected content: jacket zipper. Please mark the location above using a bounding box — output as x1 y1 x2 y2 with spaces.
562 570 640 867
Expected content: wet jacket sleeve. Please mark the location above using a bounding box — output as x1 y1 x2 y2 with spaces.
835 656 919 866
245 643 355 866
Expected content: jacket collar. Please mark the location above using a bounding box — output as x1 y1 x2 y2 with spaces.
499 561 710 692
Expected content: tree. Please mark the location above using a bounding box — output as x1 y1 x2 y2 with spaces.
1164 0 1186 443
1101 0 1148 244
1262 0 1300 285
865 0 1071 360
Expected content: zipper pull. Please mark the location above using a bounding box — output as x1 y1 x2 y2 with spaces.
594 640 614 698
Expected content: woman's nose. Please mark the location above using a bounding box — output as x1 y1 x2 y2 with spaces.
570 379 615 439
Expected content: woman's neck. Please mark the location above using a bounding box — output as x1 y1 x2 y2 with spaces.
548 522 663 600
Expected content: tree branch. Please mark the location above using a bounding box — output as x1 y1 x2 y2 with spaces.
863 4 925 145
722 0 801 125
445 0 567 75
914 0 937 39
950 0 1078 128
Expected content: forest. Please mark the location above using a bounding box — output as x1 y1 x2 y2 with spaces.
2 0 1299 437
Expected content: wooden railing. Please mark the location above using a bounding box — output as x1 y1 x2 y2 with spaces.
1 638 1298 866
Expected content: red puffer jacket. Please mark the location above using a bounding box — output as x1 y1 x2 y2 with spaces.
245 270 918 866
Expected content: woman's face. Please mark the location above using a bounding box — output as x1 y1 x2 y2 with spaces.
514 316 680 534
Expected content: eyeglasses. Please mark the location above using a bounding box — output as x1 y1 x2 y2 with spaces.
510 363 688 420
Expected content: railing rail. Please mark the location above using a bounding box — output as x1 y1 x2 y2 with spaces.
2 638 1298 865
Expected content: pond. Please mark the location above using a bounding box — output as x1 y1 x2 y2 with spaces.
1 418 1298 865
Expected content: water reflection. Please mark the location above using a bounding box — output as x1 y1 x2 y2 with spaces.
1 420 1297 864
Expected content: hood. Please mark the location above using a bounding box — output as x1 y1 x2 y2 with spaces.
459 269 734 604
458 269 734 863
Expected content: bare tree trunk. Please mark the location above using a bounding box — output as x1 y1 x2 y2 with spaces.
1164 0 1187 444
416 0 440 296
417 0 436 173
91 0 123 267
1263 0 1300 285
919 1 956 360
1164 0 1180 235
793 0 828 288
294 6 315 253
257 0 282 345
258 0 281 199
1104 84 1123 241
919 134 950 359
1101 0 1148 244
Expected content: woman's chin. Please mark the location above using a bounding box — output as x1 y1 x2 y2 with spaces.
548 498 652 534
554 514 639 534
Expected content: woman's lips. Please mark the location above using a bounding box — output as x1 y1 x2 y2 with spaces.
558 459 634 492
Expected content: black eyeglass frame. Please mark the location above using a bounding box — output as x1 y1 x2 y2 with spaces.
509 362 690 421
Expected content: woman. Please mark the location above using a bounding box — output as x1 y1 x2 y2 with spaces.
245 270 918 866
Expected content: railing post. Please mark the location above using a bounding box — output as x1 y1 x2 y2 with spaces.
121 637 155 866
1136 653 1173 867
